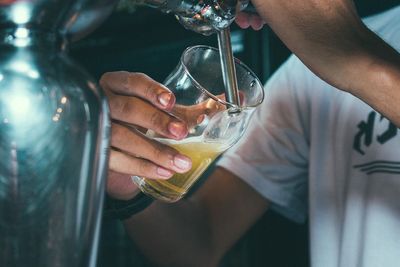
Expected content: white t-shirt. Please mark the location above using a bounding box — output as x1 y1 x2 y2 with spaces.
217 5 400 267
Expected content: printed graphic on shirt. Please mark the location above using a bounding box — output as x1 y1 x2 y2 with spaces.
353 111 397 155
353 111 400 174
353 160 400 175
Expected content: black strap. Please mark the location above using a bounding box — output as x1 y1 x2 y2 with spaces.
103 192 154 220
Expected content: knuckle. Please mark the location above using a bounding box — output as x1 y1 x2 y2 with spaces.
99 72 111 88
121 98 137 115
131 73 157 99
100 71 124 89
107 94 121 113
127 72 147 88
149 111 164 128
152 142 177 162
111 124 124 141
152 142 167 161
144 83 157 101
119 71 133 90
131 72 148 80
138 160 152 175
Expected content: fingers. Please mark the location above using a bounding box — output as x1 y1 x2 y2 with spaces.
101 71 194 201
249 15 265 30
109 149 171 179
100 71 175 111
109 93 188 140
173 92 246 126
101 71 188 140
212 92 246 107
236 12 251 29
173 96 227 127
109 149 191 181
235 12 266 30
110 122 192 176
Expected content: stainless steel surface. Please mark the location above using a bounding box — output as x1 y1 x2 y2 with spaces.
0 1 110 266
64 0 119 41
0 0 118 42
137 0 249 35
217 27 240 108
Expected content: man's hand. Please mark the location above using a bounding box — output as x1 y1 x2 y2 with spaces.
235 0 400 126
235 11 265 30
100 71 192 200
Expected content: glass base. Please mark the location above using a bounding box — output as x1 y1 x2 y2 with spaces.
131 176 185 203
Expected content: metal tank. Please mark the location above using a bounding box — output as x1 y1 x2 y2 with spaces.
0 0 116 266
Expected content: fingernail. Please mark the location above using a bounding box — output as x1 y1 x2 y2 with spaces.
197 114 206 124
158 92 172 107
173 154 191 171
157 167 173 178
168 121 187 139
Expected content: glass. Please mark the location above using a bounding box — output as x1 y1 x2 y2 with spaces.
132 45 264 202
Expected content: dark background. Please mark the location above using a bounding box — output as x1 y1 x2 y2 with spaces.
70 1 400 266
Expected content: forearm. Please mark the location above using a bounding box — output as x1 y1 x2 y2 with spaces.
254 0 400 125
345 37 400 126
123 198 219 267
121 168 269 267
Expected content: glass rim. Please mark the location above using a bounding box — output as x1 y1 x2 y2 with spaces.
180 45 265 109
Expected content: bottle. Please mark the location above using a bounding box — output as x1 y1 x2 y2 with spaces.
0 0 112 266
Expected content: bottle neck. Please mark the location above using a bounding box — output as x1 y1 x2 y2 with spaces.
0 27 66 52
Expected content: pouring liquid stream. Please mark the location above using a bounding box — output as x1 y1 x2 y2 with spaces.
217 27 241 113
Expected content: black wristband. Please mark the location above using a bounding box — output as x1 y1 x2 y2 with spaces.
103 192 154 221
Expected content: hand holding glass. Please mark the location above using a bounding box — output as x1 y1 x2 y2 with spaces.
132 45 264 202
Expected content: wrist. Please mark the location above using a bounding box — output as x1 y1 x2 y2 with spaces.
103 191 154 220
107 187 141 201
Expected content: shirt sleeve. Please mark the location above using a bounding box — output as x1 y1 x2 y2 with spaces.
217 55 311 223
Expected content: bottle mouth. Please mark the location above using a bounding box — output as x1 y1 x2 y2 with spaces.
180 45 265 109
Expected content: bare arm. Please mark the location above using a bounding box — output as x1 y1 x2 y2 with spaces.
240 0 400 125
123 167 269 267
